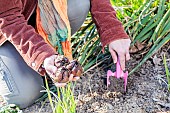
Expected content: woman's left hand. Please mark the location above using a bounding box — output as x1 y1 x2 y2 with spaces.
44 55 83 87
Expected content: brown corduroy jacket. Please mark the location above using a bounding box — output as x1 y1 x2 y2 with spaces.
0 0 129 74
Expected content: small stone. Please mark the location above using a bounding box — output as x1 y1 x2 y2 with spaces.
106 103 114 110
115 98 120 102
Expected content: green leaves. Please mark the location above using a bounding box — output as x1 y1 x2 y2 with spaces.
44 76 76 113
130 33 170 75
72 0 170 75
163 54 170 91
0 104 22 113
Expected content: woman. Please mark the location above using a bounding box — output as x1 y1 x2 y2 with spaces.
0 0 131 109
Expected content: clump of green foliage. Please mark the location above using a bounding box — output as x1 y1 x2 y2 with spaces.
72 0 170 75
0 104 22 113
43 76 76 113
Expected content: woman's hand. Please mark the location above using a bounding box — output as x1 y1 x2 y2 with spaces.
109 39 131 70
43 55 83 87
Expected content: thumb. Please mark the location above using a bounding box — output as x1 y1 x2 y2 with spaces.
109 48 118 63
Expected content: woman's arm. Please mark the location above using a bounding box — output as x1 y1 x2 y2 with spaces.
90 0 129 48
90 0 131 70
0 0 56 72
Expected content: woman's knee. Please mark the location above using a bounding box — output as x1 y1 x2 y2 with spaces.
67 0 90 17
0 42 44 109
67 0 90 34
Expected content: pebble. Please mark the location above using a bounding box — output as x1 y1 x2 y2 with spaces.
106 103 114 110
115 98 120 102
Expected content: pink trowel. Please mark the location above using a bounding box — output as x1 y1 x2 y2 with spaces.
107 58 128 91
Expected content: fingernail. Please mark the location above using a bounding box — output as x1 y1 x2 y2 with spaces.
114 60 116 63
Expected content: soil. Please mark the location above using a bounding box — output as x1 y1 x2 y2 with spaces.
23 43 170 113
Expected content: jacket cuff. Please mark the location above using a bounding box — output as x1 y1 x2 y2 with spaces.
100 26 129 51
27 45 56 75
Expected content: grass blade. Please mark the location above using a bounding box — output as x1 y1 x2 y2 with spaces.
163 54 170 91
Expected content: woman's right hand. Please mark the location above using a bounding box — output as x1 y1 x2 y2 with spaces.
43 54 83 87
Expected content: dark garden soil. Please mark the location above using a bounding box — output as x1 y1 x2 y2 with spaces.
23 43 170 113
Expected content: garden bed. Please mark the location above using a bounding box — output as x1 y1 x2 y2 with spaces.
23 43 170 113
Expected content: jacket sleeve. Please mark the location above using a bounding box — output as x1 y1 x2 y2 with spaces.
90 0 129 49
0 1 56 72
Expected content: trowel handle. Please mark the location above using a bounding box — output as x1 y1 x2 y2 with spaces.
115 57 123 78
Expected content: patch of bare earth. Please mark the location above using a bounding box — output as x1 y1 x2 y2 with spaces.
23 44 170 113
